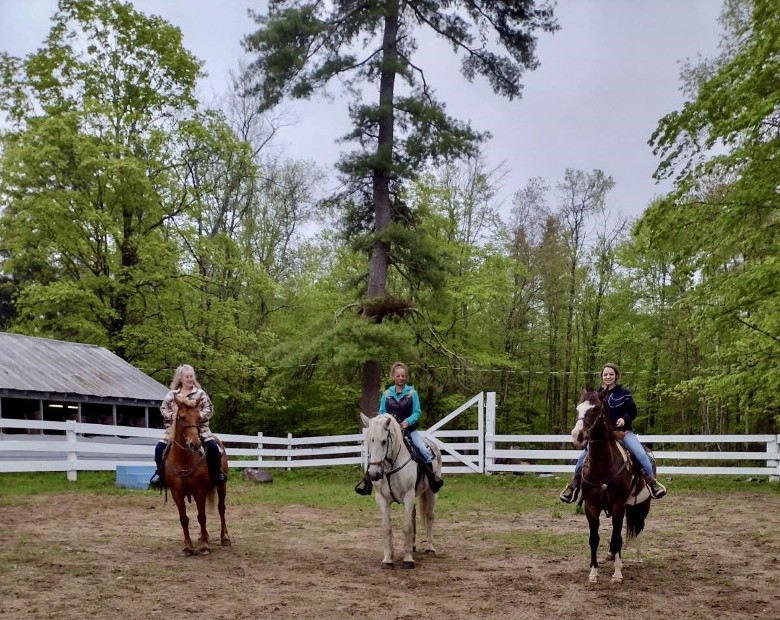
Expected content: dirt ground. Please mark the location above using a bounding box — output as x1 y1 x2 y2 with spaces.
1 483 779 620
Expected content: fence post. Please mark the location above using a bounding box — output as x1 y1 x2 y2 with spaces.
256 431 264 468
769 435 779 483
66 420 78 482
484 392 495 475
287 432 292 471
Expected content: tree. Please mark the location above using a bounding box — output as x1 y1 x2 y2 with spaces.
648 0 780 432
243 0 558 419
556 169 614 431
0 0 202 358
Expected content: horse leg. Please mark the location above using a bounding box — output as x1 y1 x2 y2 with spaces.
172 491 194 556
609 508 625 583
195 492 211 555
376 494 394 568
420 489 436 555
400 493 416 569
585 504 600 583
218 483 231 547
412 503 417 552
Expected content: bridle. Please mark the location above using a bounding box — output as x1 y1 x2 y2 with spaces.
580 399 629 495
366 420 413 503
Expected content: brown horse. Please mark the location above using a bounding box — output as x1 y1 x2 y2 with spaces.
163 395 231 555
569 390 651 583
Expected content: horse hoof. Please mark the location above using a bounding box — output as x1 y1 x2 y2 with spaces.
401 561 415 569
611 576 623 584
381 562 394 569
180 548 194 557
221 539 232 547
424 549 436 555
589 575 598 583
200 548 211 556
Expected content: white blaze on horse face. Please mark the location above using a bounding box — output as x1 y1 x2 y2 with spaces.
570 401 592 446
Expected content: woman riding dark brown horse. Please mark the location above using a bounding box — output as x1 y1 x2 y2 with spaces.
163 394 231 555
569 390 652 583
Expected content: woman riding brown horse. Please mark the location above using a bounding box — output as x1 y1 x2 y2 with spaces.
163 394 231 555
570 390 652 583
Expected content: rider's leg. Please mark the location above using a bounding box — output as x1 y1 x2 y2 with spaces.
559 448 586 503
621 431 666 499
205 439 228 484
409 430 443 493
149 440 166 488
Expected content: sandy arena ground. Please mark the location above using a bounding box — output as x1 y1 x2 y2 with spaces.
1 483 778 620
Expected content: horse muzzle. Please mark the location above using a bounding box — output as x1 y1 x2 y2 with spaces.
366 464 384 482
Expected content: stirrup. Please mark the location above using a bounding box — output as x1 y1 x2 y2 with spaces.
149 472 163 490
559 483 579 504
354 478 372 496
649 481 667 499
429 476 443 493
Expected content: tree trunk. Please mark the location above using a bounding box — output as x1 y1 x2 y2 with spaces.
360 3 399 423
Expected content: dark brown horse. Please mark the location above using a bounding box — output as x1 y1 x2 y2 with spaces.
569 390 651 583
163 395 231 555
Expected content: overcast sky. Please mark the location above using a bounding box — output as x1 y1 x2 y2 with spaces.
0 1 724 221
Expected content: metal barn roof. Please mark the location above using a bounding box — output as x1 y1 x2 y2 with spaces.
0 332 168 404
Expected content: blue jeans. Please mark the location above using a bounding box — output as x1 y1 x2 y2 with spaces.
574 430 654 476
407 430 433 463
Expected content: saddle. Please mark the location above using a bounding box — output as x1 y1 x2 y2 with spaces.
612 432 657 505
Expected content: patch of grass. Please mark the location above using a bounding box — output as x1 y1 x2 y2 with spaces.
489 530 580 556
0 472 129 495
1 469 777 506
657 475 780 494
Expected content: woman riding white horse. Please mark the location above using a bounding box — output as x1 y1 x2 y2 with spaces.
355 362 443 495
360 411 441 568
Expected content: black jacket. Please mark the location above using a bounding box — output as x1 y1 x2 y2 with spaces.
599 384 638 431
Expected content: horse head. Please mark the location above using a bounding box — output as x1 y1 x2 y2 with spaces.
570 390 609 448
360 412 401 482
174 394 202 454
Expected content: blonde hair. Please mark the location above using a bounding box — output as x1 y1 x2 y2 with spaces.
389 362 409 378
169 364 202 391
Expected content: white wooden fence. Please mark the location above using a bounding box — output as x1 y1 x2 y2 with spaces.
1 393 778 481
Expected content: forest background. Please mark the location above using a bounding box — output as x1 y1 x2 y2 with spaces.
0 0 777 439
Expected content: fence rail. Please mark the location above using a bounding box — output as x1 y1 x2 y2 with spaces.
1 416 778 481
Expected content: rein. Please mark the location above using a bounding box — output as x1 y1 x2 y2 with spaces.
166 420 206 478
580 405 630 510
368 423 413 504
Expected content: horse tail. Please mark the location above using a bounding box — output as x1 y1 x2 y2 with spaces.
626 499 650 540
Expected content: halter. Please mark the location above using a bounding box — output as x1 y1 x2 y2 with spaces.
166 414 206 477
580 400 629 501
366 419 413 504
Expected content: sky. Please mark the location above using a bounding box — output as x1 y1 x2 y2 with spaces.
0 1 725 221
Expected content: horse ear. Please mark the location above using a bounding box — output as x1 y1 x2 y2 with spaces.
360 412 371 428
382 416 392 430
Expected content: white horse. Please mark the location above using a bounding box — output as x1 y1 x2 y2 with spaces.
360 412 442 569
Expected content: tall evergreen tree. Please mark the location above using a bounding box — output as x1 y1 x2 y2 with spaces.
243 0 558 419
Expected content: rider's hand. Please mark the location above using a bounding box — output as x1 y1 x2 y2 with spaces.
615 418 625 428
401 421 408 429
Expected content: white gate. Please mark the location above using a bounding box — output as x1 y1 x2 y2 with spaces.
425 392 491 474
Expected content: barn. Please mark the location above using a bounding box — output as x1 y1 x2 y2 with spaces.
0 332 169 433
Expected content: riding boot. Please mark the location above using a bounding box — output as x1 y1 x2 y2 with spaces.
149 442 165 489
206 441 227 485
354 473 373 496
559 471 581 504
642 470 667 499
423 460 444 493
